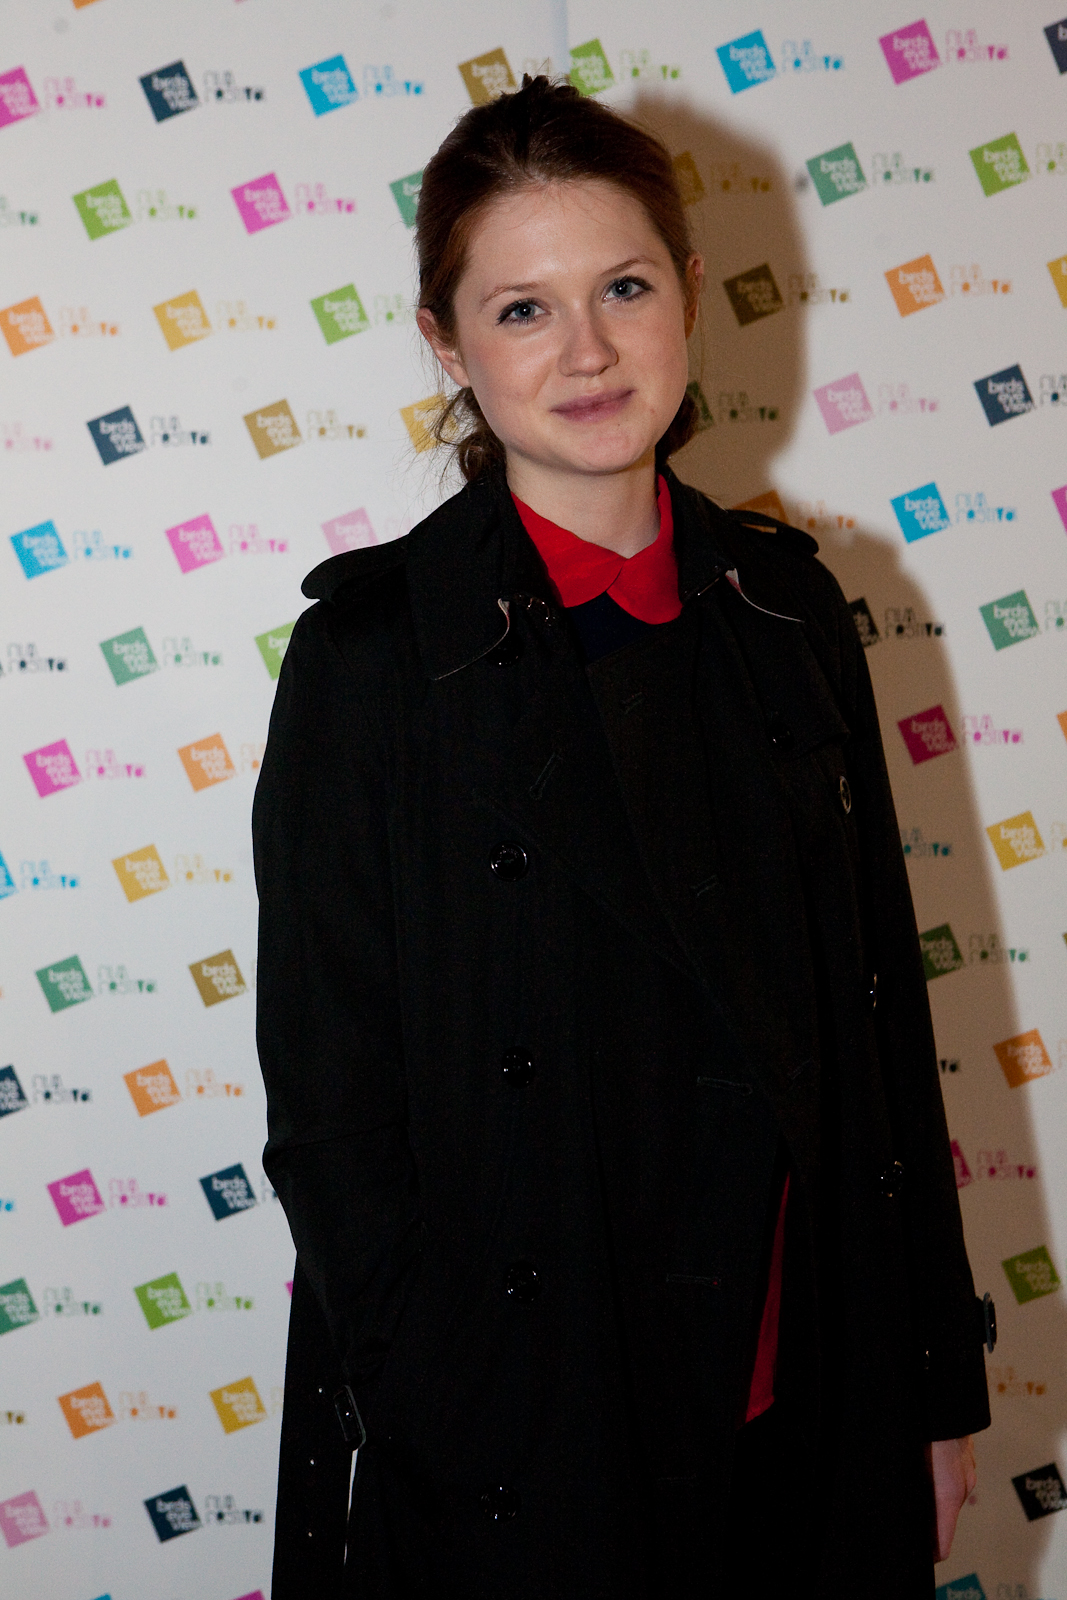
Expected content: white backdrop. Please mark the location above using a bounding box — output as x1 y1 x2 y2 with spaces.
2 3 1066 1597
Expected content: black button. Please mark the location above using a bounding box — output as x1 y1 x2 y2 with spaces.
880 1160 904 1199
480 1485 520 1521
490 843 528 881
768 714 793 751
505 1261 540 1303
501 1049 534 1086
839 775 852 814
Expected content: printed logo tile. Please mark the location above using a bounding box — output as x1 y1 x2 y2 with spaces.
72 179 132 240
970 133 1029 197
47 1168 104 1224
166 513 224 572
178 733 236 791
322 508 376 553
58 1381 114 1439
717 30 776 92
135 1272 193 1330
974 365 1034 426
189 952 247 1008
100 626 158 685
0 1490 48 1548
153 289 211 350
1002 1245 1061 1305
0 853 14 899
244 398 302 457
935 1576 986 1600
311 283 370 343
390 170 422 227
232 172 291 234
1012 1462 1067 1520
722 263 783 326
885 254 944 316
24 739 81 796
813 373 873 434
1046 19 1067 73
299 55 357 115
36 957 93 1013
0 67 40 128
11 521 68 578
806 142 866 205
569 39 615 96
1047 254 1067 309
673 152 705 206
980 590 1039 649
139 62 199 122
209 1374 267 1432
891 483 950 542
255 621 295 680
0 1067 28 1118
87 405 146 464
112 845 170 902
458 48 516 105
994 1028 1054 1088
951 1141 974 1189
0 1278 40 1334
1 296 55 356
400 394 445 453
898 705 957 763
124 1060 181 1116
144 1485 200 1542
986 811 1045 869
918 924 964 981
880 21 941 83
201 1163 257 1219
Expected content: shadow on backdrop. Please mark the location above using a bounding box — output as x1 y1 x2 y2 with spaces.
633 89 1066 1587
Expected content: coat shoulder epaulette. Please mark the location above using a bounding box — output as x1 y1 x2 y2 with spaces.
724 507 820 559
301 538 409 605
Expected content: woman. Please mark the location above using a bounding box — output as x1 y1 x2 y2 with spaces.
253 76 992 1597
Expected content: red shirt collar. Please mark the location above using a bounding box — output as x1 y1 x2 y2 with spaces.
512 475 681 624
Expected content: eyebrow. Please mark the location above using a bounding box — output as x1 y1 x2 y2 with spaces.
479 257 655 308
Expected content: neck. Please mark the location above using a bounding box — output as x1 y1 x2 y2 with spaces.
505 453 661 558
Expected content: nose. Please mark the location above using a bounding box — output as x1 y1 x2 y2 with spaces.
558 306 618 379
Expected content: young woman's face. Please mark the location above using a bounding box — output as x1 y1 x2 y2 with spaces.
419 180 702 482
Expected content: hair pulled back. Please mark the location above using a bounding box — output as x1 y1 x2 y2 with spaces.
415 74 700 482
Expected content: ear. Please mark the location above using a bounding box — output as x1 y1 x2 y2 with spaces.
683 254 704 338
415 308 472 388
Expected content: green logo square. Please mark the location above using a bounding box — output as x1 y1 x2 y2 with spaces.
310 284 370 344
72 178 133 240
570 38 615 96
0 1278 40 1336
134 1272 193 1330
918 924 964 981
1002 1245 1061 1305
255 620 295 680
390 170 423 228
36 955 94 1012
980 590 1039 651
969 133 1029 197
686 380 714 431
100 626 159 685
806 142 867 205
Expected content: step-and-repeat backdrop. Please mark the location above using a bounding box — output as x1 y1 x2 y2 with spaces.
2 2 1066 1595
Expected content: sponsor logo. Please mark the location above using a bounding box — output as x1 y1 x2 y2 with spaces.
777 39 841 72
244 399 301 457
980 590 1039 649
1012 1463 1067 1520
459 47 516 105
568 38 614 96
390 169 422 227
197 1281 254 1311
205 1499 265 1528
401 394 446 453
974 364 1034 425
10 520 67 578
307 407 366 440
134 1273 193 1330
898 706 957 764
112 845 169 902
153 290 211 350
891 483 950 542
0 195 39 225
322 509 377 553
806 142 866 204
1002 1246 1061 1305
117 1389 176 1419
950 263 1011 296
963 715 1022 746
618 48 682 82
100 626 158 685
255 622 295 680
0 853 13 897
147 411 209 447
24 739 81 796
144 1486 200 1542
311 283 370 343
124 1061 181 1117
994 1029 1054 1088
232 172 290 233
0 67 40 127
292 179 356 215
871 151 935 185
813 373 873 434
879 21 940 83
885 254 944 316
47 1169 104 1224
58 1382 114 1439
189 951 247 1007
41 74 105 110
918 924 965 980
202 69 264 102
108 1178 166 1209
139 62 198 121
0 1278 39 1333
201 1163 257 1219
134 186 197 221
717 30 775 92
3 643 70 676
722 263 783 326
935 1577 985 1600
970 133 1029 196
36 956 93 1012
31 1073 90 1101
166 513 224 573
0 1491 48 1548
0 296 54 356
72 179 132 240
210 1375 267 1432
0 1066 28 1116
85 748 145 780
43 1286 102 1316
178 733 236 791
968 1149 1038 1182
161 635 222 668
986 812 1045 870
786 274 849 305
96 963 157 997
952 490 1015 523
946 28 1008 64
952 1140 973 1186
1046 18 1067 73
901 828 952 859
228 522 286 554
969 934 1029 965
876 381 939 415
361 64 423 97
87 405 146 464
299 55 357 115
215 299 276 330
989 1366 1046 1399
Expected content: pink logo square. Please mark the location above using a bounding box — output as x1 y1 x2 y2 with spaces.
232 173 291 234
1052 485 1067 535
898 704 958 764
48 1168 105 1225
23 739 82 797
0 1491 48 1549
322 508 376 554
0 68 40 129
878 20 941 84
235 1593 267 1600
166 513 225 573
813 373 873 435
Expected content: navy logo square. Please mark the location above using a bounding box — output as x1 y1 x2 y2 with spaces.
0 1065 28 1118
200 1162 257 1219
1045 19 1067 73
87 406 146 465
144 1485 201 1541
140 62 199 121
973 364 1034 426
1012 1460 1067 1520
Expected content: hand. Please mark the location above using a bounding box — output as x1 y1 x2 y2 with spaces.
925 1435 977 1561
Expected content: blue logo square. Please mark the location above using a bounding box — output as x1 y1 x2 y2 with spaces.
717 31 776 92
0 1065 28 1117
10 520 68 578
891 483 950 542
144 1486 201 1542
1045 19 1067 73
299 55 358 114
87 406 146 465
935 1578 986 1600
200 1163 257 1220
0 853 15 899
974 365 1034 426
139 62 199 122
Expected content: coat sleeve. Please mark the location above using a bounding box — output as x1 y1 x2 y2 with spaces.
804 555 991 1442
252 598 421 1419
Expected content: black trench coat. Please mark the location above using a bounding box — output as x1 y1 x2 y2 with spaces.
252 465 990 1599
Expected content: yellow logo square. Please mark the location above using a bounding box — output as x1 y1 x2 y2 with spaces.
1048 255 1067 311
210 1375 266 1432
112 843 170 901
243 398 302 459
986 811 1045 870
458 48 515 105
189 949 247 1007
400 394 446 454
672 152 705 207
153 289 212 350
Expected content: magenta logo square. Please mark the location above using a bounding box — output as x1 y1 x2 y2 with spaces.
879 20 941 84
1052 485 1067 535
166 513 225 572
23 739 82 797
322 508 376 554
48 1168 105 1225
898 704 957 764
0 1491 48 1548
232 173 291 233
813 373 873 435
0 68 40 129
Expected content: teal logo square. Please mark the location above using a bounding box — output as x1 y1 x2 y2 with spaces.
100 626 159 685
806 142 867 204
919 924 964 981
390 170 423 228
36 955 93 1012
980 591 1039 650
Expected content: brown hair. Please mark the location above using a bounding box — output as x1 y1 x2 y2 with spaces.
416 74 700 482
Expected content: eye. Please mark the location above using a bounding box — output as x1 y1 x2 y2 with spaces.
498 299 542 325
606 276 651 302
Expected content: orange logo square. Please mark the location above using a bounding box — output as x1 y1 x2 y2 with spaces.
177 733 236 791
1057 710 1067 743
400 394 446 454
112 843 170 901
58 1381 115 1438
885 254 945 316
209 1375 266 1432
994 1029 1053 1088
733 489 787 522
124 1059 181 1116
1 296 55 356
153 289 212 350
1049 255 1067 311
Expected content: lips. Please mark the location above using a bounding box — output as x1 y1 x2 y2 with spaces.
551 388 634 421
